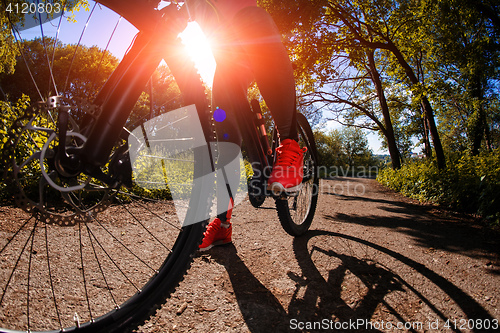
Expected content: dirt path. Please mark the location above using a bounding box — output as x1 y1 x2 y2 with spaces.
137 177 499 333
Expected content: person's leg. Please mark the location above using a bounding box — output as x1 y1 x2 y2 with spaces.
230 6 304 192
199 58 248 251
231 6 298 141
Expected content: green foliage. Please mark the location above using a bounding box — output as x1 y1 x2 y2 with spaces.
0 14 19 75
0 35 186 204
0 0 82 74
340 127 374 167
314 129 343 168
377 151 500 224
0 38 120 203
0 96 30 203
262 0 500 167
0 38 119 104
315 126 378 178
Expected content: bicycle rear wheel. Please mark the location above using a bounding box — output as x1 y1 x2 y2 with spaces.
0 2 213 332
275 113 319 236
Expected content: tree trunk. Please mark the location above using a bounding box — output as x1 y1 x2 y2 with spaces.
387 41 446 169
327 1 444 168
468 108 485 155
367 51 401 169
468 72 488 155
421 106 432 158
421 97 446 169
484 122 493 151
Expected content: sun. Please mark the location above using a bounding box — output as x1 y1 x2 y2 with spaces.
179 22 216 86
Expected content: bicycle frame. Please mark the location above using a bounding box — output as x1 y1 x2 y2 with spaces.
239 98 276 194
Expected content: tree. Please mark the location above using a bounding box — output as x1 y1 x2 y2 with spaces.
260 0 405 169
314 129 343 167
421 0 500 155
314 127 373 170
258 0 500 218
0 0 82 75
323 0 446 168
0 11 18 75
0 38 119 125
0 36 186 136
340 127 373 167
126 64 184 129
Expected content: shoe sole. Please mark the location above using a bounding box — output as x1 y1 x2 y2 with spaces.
198 239 232 252
269 182 303 196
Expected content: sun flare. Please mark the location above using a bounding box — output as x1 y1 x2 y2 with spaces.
179 22 216 86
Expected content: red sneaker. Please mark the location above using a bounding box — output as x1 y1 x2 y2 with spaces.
199 218 232 251
268 139 306 194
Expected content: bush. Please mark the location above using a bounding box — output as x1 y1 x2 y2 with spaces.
0 96 31 204
377 151 500 225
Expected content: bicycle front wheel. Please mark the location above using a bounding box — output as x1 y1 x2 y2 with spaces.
275 113 319 236
0 2 213 332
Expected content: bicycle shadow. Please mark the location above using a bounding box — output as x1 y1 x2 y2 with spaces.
293 230 496 332
287 241 405 332
209 230 496 333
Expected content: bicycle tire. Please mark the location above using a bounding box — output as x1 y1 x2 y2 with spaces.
0 2 213 332
249 193 266 208
275 113 319 236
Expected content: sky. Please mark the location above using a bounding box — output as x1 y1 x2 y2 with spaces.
17 2 386 154
21 3 217 82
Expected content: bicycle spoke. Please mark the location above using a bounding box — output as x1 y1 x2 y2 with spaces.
38 10 59 97
275 114 318 236
64 2 98 92
126 196 181 231
0 216 34 256
117 197 174 251
26 219 39 331
87 214 141 293
78 220 93 323
91 16 123 87
84 223 119 307
0 217 36 306
1 1 210 330
48 6 65 74
8 27 44 101
44 223 63 330
93 216 158 274
44 109 58 130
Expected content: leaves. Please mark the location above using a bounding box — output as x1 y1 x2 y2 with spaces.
261 0 499 168
314 127 374 169
377 150 500 223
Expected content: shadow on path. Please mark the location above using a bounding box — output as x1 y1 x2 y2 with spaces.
291 230 496 332
210 244 291 332
208 229 496 332
322 182 499 272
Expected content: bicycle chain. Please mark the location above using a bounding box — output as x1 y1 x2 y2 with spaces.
1 101 112 226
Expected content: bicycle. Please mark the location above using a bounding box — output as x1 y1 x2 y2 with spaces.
0 1 318 332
